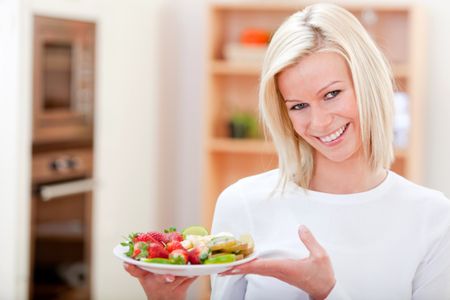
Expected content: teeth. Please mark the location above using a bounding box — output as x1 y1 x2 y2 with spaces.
319 124 347 143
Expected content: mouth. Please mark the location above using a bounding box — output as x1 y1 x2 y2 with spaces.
316 123 349 143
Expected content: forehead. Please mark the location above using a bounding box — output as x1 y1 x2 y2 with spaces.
277 52 352 96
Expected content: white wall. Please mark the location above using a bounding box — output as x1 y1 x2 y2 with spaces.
92 0 162 299
156 0 207 230
0 1 30 299
0 0 163 299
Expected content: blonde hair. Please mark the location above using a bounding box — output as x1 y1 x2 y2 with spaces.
259 3 395 189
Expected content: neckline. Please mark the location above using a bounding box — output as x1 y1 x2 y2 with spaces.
287 170 395 204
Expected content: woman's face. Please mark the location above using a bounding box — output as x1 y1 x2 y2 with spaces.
277 52 362 163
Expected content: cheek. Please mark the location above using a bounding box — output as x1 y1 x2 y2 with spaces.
288 113 309 136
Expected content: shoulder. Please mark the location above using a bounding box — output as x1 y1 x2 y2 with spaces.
212 169 280 226
219 169 281 201
389 171 450 208
388 171 450 230
211 170 280 236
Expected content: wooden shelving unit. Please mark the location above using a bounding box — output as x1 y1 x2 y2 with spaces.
201 4 424 296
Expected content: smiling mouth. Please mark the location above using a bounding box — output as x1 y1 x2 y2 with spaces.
317 123 349 143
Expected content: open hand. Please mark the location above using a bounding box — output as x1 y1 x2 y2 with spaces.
220 225 335 300
124 263 197 300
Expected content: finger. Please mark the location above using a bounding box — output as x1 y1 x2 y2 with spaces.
164 275 176 283
220 258 288 277
174 276 198 290
298 225 326 258
153 274 174 285
123 263 150 278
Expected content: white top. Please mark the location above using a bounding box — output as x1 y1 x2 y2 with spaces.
210 170 450 300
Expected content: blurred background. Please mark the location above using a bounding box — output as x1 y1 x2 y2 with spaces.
1 0 449 299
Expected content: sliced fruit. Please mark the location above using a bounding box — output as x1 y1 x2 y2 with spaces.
148 243 169 259
188 245 210 264
166 240 185 253
134 232 162 244
208 236 237 251
235 254 244 261
169 249 189 265
134 242 149 259
239 234 254 249
182 225 209 238
164 227 184 242
142 258 173 264
225 242 248 253
204 253 236 264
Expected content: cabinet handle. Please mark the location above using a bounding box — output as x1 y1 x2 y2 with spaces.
40 178 95 201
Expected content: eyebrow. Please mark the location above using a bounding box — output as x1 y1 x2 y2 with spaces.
316 80 342 95
284 80 343 102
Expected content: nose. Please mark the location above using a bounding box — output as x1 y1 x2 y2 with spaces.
309 105 333 131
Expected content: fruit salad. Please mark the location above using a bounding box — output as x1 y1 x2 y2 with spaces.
121 226 254 265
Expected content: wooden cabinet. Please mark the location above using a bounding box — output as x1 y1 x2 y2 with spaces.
202 3 425 233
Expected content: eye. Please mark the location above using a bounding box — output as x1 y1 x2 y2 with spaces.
324 90 341 100
290 103 309 111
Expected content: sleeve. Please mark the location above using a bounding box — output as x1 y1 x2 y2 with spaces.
323 282 352 300
209 181 252 300
412 216 450 300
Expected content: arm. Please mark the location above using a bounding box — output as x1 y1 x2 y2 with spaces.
412 221 450 299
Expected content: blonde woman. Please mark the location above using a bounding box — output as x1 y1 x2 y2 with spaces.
212 3 450 300
125 3 450 300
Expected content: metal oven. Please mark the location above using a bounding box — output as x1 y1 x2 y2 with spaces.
30 149 94 299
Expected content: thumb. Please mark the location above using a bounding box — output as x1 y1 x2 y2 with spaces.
298 225 326 258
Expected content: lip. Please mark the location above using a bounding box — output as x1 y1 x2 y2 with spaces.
315 123 350 146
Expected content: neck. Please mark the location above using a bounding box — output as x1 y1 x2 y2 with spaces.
309 152 387 194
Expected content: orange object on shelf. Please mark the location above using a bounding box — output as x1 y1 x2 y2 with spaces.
240 28 270 45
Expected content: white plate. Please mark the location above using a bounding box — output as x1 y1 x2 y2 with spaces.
113 244 257 276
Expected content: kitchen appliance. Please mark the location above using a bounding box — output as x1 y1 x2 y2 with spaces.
32 16 95 145
30 150 94 299
30 16 95 300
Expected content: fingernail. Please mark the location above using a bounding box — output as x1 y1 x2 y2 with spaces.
165 276 175 283
299 225 309 233
230 269 240 274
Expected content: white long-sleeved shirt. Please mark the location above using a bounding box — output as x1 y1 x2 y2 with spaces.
210 170 450 300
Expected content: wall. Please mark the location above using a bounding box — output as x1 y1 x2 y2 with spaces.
0 0 163 299
156 0 207 230
92 0 162 299
0 0 30 299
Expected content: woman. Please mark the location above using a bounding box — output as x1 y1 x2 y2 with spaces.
126 3 450 299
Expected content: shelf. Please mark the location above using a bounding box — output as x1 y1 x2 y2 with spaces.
208 138 275 154
392 63 409 78
211 59 409 78
394 148 407 159
210 60 262 76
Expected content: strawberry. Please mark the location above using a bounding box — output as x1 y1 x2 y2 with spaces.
166 240 185 253
164 227 184 242
132 248 141 258
169 249 189 265
187 246 210 265
135 232 167 245
167 232 183 242
148 243 169 259
133 242 149 259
